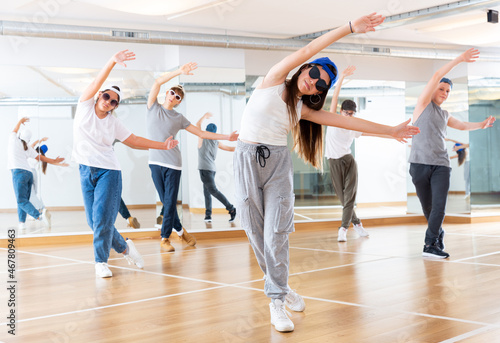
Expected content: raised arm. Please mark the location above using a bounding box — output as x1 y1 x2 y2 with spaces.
196 112 213 148
329 66 356 113
123 134 179 151
31 136 48 148
80 50 135 102
185 124 238 141
302 108 419 140
413 48 479 122
147 62 197 109
261 14 384 88
448 115 495 131
37 155 65 164
218 143 235 152
13 117 29 133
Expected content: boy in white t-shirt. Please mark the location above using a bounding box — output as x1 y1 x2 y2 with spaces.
326 66 406 242
72 50 179 278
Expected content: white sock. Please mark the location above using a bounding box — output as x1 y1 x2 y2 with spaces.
176 228 183 236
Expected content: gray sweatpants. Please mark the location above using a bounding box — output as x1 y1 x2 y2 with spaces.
234 140 294 301
328 154 361 228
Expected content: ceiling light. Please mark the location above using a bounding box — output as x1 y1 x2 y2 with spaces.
416 13 485 32
166 0 235 20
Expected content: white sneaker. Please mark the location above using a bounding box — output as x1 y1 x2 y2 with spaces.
285 290 305 312
124 239 144 269
39 208 51 228
95 263 112 278
18 222 26 232
270 299 294 332
338 227 348 242
353 223 369 237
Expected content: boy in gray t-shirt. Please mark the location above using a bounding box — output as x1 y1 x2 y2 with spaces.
409 48 495 259
147 63 239 252
196 112 236 223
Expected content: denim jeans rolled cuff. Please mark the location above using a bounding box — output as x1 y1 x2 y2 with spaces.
118 198 131 219
11 169 41 222
79 165 127 263
150 164 183 238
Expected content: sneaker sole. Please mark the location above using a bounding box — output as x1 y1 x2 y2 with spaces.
422 252 449 259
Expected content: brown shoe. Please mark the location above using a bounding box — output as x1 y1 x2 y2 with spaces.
127 217 141 229
160 238 175 252
178 228 196 246
156 215 163 225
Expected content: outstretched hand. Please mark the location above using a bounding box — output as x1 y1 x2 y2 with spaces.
54 156 65 164
180 62 198 75
342 66 356 78
392 119 420 140
20 117 30 125
163 136 179 150
461 48 480 63
204 112 213 120
481 115 495 129
228 131 239 141
351 13 385 33
113 50 136 67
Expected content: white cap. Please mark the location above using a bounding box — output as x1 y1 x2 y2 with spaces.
18 129 32 143
101 85 122 102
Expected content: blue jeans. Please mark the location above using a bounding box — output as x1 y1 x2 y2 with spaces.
118 198 131 219
409 163 451 246
149 165 182 238
11 169 41 222
79 165 127 263
199 170 234 216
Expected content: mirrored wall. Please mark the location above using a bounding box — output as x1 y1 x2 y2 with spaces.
3 60 500 237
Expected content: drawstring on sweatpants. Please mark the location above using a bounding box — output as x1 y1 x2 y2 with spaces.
256 145 271 167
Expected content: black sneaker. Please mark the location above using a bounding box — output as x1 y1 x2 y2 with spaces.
229 208 236 222
422 244 449 259
204 215 212 223
437 230 445 251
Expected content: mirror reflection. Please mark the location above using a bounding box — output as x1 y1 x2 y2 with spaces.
2 61 500 238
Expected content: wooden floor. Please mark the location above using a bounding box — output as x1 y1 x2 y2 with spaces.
2 221 500 342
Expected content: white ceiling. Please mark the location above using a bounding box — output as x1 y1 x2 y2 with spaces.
2 0 500 100
2 0 500 46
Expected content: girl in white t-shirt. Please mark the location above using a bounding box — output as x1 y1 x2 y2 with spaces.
234 13 420 333
8 117 65 231
28 137 69 228
72 50 179 278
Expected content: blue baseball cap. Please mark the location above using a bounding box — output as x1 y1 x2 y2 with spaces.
310 57 338 88
440 77 453 89
40 144 48 154
454 143 464 152
206 123 217 133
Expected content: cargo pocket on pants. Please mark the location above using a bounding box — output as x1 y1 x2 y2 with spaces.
274 194 295 234
236 196 254 233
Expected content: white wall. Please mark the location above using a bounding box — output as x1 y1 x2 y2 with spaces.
356 94 407 203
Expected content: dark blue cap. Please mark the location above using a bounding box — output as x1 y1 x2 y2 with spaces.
40 144 48 154
206 123 217 133
440 77 453 89
310 57 338 88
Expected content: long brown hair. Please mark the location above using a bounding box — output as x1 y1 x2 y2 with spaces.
284 63 332 170
36 147 48 174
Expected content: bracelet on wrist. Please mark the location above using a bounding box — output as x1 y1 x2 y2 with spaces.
349 21 353 33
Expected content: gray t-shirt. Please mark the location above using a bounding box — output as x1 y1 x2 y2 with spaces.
146 100 191 170
408 101 450 167
198 139 219 171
